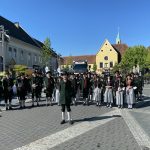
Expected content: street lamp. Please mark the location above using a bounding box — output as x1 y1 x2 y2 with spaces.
0 25 10 71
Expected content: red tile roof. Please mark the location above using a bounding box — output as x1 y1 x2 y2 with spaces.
62 55 96 65
112 44 128 62
112 44 128 56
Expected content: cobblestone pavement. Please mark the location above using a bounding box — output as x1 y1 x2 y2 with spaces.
0 88 149 150
49 116 140 150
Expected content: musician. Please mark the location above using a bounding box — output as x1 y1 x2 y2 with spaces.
81 73 90 105
59 72 73 125
44 71 54 106
2 73 14 110
31 71 41 107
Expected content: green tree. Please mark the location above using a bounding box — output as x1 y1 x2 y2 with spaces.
93 62 97 72
41 37 52 66
66 55 73 66
120 46 148 71
144 47 150 68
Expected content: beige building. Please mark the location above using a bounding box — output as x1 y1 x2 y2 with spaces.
0 16 58 72
61 34 128 74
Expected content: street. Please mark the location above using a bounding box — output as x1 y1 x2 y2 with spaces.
0 86 150 150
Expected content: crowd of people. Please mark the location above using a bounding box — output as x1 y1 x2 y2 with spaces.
0 70 144 124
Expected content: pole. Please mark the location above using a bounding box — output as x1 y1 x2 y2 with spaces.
0 25 5 71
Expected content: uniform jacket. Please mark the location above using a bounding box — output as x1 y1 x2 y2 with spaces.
59 80 72 105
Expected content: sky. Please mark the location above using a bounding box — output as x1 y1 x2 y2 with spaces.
0 0 150 56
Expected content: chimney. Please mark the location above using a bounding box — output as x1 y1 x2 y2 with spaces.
14 22 19 28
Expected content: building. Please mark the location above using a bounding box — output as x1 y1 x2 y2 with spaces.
61 33 128 74
62 55 96 72
0 16 58 72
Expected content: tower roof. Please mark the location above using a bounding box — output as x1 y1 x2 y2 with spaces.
116 28 121 44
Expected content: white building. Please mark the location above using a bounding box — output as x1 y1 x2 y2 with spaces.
0 16 58 72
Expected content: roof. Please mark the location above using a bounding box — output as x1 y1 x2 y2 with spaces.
62 55 96 65
0 16 40 48
112 44 128 62
112 44 128 56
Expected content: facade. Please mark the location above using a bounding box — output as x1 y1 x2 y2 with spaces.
0 16 58 72
61 55 96 72
61 34 128 74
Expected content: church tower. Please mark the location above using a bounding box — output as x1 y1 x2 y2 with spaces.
116 28 121 44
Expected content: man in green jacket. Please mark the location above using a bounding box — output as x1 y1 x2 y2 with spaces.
59 72 73 125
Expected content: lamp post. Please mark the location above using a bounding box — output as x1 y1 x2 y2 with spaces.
0 25 10 72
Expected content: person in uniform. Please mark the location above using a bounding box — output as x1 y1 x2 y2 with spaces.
81 73 90 106
59 72 73 125
2 73 14 110
44 71 55 106
31 71 41 107
70 73 78 106
38 72 44 101
16 73 27 109
104 75 114 108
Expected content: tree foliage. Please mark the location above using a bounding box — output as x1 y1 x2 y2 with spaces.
66 55 73 66
120 46 148 71
93 62 97 72
41 37 52 66
13 65 27 74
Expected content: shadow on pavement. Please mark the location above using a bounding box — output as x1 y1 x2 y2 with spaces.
74 115 121 123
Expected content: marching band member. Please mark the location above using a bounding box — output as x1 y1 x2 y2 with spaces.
44 71 55 106
81 73 90 106
70 73 78 106
2 73 14 110
31 71 41 107
59 72 73 125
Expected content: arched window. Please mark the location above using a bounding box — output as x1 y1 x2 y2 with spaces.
104 56 108 60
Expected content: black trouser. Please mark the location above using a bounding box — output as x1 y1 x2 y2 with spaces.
32 88 40 98
4 90 12 104
61 104 71 112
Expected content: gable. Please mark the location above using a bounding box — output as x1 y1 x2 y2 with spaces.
96 39 117 56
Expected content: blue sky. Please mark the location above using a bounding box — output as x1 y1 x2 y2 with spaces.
1 0 150 56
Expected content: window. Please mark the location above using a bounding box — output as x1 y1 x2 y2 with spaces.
100 62 103 68
28 53 31 61
105 63 108 68
13 48 17 58
21 50 24 60
101 50 103 52
89 65 91 69
39 56 41 62
34 55 37 62
104 56 108 60
8 47 12 58
105 43 107 45
110 49 112 51
110 62 113 68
